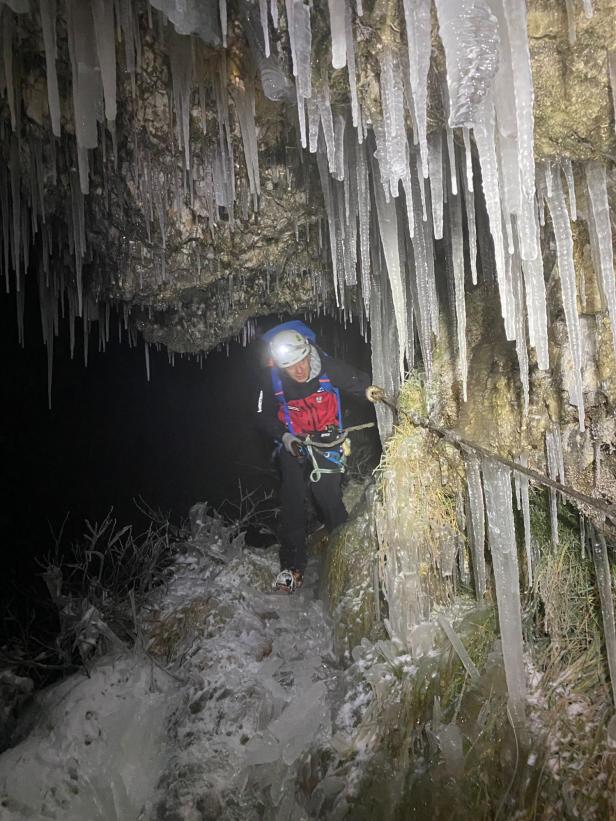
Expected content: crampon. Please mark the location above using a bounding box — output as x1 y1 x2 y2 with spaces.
273 568 304 594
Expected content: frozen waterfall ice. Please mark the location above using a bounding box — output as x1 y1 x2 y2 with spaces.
482 458 526 721
434 0 500 128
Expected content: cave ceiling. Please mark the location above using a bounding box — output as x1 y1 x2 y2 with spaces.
1 0 616 464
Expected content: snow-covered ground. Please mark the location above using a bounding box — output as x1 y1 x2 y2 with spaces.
0 510 378 820
0 656 172 820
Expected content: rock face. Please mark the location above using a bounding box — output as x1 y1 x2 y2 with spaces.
529 0 616 160
1 1 615 569
1 0 615 353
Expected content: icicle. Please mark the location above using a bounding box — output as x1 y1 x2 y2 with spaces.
2 9 16 131
306 96 319 153
69 170 85 315
520 216 549 370
473 98 513 338
589 525 616 706
259 0 270 57
376 49 408 199
9 137 21 290
316 81 336 175
438 616 480 680
545 426 564 545
403 237 415 369
290 0 311 102
463 128 474 192
544 166 585 430
461 137 478 286
428 132 444 239
482 458 526 720
234 73 261 207
145 340 151 381
465 455 486 598
434 0 499 128
67 0 102 194
503 0 536 201
401 0 431 178
516 455 532 588
448 172 467 400
356 139 371 317
270 0 279 28
511 247 529 415
414 147 428 222
316 139 340 306
327 0 346 69
219 0 227 47
370 151 407 378
409 161 434 376
345 0 360 132
445 127 457 196
169 29 193 171
562 158 577 220
92 0 117 126
370 272 400 441
40 0 61 136
333 113 345 181
585 161 616 358
609 52 616 136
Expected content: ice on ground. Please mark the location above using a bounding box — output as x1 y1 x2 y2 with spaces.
0 656 172 820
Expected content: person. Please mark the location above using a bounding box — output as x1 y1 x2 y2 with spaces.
255 323 385 593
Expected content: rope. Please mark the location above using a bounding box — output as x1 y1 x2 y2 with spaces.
303 421 376 449
379 396 616 522
305 442 346 483
302 422 376 481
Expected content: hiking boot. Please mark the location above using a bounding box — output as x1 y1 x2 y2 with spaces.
273 568 304 593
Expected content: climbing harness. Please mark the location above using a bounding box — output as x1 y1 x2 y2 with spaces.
376 394 616 522
262 320 378 483
299 422 375 483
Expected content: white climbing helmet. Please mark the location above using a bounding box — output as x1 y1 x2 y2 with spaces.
270 329 311 369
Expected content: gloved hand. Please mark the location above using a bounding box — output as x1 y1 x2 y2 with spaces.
282 432 303 457
365 385 386 403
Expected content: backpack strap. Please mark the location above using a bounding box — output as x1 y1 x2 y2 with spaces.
318 372 343 432
271 367 294 434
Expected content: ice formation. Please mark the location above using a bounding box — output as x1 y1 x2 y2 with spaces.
434 0 500 128
481 458 526 719
465 454 486 598
544 165 585 430
545 426 565 545
402 0 431 178
0 6 614 722
589 526 616 706
585 161 616 357
1 0 579 400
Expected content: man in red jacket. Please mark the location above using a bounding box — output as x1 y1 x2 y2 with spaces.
256 327 384 592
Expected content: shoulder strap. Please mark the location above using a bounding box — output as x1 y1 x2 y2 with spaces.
271 368 294 434
318 371 343 432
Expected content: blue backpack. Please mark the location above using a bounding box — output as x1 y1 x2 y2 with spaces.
262 320 342 436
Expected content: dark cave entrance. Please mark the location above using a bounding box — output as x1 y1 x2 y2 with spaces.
1 284 380 604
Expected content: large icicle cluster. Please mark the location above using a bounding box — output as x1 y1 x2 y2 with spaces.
1 0 615 733
1 0 615 425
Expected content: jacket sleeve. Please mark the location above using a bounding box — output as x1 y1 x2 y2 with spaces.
255 380 288 441
323 356 371 400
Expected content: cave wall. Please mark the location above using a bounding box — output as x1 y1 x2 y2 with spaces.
1 0 615 494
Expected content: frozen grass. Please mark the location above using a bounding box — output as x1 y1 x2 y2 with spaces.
525 496 615 820
374 373 464 641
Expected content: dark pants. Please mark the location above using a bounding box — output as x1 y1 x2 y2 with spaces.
278 447 348 571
